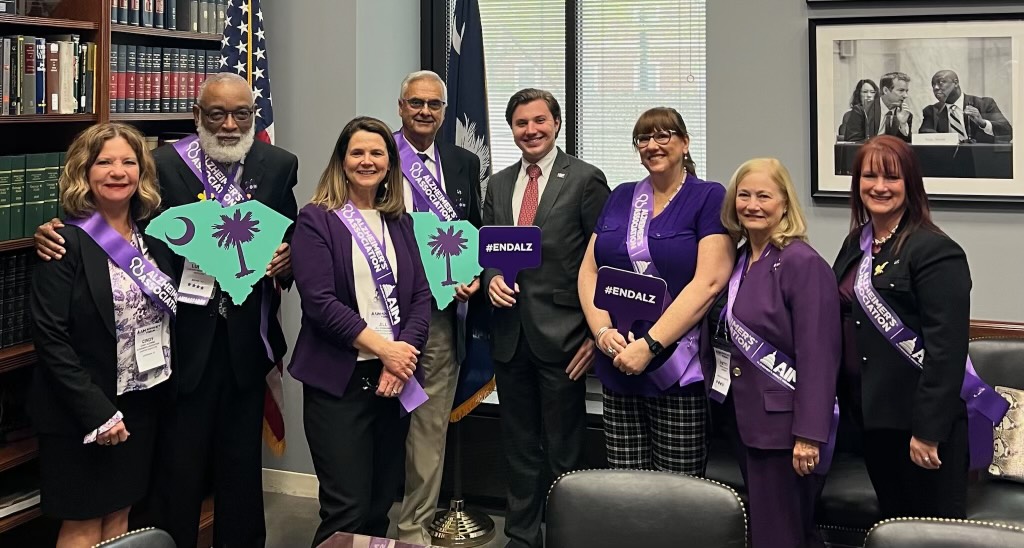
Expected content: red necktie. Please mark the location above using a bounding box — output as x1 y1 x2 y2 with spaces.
517 163 541 226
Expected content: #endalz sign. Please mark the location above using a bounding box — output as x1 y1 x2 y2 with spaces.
594 266 668 334
146 200 292 303
410 212 482 308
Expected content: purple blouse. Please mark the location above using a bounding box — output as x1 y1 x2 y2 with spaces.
592 174 727 396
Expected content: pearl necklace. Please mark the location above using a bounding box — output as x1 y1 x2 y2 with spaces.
872 224 897 247
656 181 684 207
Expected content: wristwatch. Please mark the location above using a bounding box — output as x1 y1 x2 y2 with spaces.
642 333 664 356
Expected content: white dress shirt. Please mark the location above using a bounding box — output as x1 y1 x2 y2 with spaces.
947 93 993 137
511 145 559 223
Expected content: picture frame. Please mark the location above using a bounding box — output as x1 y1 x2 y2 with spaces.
810 14 1023 202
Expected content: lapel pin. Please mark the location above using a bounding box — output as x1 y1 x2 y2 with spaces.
875 261 889 276
557 173 566 178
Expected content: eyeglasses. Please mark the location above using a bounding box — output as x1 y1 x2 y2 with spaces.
634 130 678 148
198 106 254 123
403 98 446 111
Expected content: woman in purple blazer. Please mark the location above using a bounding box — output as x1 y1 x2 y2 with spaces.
289 117 432 545
711 158 841 548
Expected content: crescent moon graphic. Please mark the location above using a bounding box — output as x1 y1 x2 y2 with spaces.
165 216 196 246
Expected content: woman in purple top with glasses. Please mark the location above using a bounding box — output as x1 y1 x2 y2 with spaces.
579 107 733 474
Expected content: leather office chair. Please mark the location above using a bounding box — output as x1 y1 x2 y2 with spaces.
967 337 1024 528
92 527 175 548
864 518 1024 547
545 469 747 548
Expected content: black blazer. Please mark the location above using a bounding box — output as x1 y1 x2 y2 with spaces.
30 224 178 436
481 149 610 364
844 98 913 143
151 139 299 394
437 142 482 364
832 224 971 443
918 95 1013 144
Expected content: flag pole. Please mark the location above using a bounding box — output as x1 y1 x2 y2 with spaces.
428 420 495 546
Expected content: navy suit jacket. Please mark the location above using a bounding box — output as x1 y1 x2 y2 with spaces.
288 204 432 397
919 95 1012 143
843 98 913 143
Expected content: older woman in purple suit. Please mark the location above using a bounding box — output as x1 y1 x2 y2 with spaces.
288 117 432 546
710 158 841 548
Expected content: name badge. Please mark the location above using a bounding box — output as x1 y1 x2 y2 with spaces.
135 323 166 372
711 348 732 398
179 260 216 305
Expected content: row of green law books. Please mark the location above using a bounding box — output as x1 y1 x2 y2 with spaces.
0 153 64 242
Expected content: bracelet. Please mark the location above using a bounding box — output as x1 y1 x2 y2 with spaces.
596 326 612 341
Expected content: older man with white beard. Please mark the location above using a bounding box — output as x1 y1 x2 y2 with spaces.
34 72 298 548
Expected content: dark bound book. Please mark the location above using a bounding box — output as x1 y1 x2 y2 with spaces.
125 44 136 112
115 44 126 113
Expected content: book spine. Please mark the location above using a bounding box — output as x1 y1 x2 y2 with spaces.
155 0 164 29
137 45 148 113
85 42 96 114
115 44 126 113
1 38 9 116
22 153 46 238
143 0 154 28
198 0 208 34
34 37 44 113
216 0 226 35
129 0 140 26
43 152 60 222
176 48 187 112
196 47 206 96
9 156 24 239
125 44 136 113
0 156 11 241
46 42 58 113
118 0 129 25
21 37 34 116
187 48 196 109
161 47 171 113
109 43 117 114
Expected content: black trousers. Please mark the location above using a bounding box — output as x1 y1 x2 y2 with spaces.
303 360 410 547
494 336 587 548
156 319 268 548
863 418 969 520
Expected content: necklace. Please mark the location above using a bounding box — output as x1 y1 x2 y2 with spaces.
872 224 897 247
656 180 684 208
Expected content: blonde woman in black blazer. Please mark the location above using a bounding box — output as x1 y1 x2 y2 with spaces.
30 123 177 548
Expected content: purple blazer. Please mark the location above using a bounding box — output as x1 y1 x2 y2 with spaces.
288 203 432 397
705 240 841 450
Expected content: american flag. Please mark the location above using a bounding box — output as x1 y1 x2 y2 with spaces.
219 0 286 454
220 0 275 144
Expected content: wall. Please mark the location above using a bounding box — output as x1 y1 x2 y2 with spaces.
707 0 1024 322
261 0 419 475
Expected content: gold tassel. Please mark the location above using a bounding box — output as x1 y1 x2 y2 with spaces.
448 378 496 423
262 419 287 456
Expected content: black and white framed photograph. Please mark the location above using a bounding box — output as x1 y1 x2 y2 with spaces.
810 15 1023 202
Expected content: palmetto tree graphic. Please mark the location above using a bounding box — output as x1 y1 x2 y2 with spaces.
212 210 261 278
427 225 468 286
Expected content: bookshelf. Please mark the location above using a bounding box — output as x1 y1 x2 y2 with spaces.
0 2 219 544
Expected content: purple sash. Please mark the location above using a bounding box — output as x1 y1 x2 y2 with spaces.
854 226 1009 470
335 202 428 413
395 131 458 222
172 134 276 362
173 134 245 206
723 246 839 474
626 178 702 389
68 212 177 318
